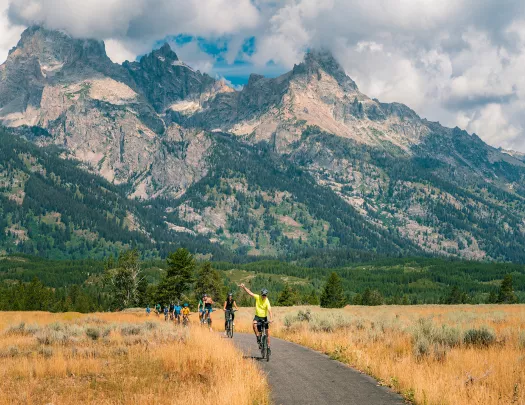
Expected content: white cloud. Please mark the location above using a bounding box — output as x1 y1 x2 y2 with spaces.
0 0 24 63
104 39 137 63
2 0 525 151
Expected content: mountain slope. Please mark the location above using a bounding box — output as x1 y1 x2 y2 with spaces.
0 128 230 259
1 27 525 262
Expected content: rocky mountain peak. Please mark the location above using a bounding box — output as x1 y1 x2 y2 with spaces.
293 48 358 91
9 25 109 68
153 43 179 62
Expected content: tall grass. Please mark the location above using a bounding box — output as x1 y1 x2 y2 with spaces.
0 312 269 405
233 305 525 405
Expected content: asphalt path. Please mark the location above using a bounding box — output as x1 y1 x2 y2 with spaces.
232 333 406 405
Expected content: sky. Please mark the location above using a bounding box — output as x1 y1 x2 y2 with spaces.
1 0 525 152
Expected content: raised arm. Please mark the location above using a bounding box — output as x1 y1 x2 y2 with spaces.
240 283 255 297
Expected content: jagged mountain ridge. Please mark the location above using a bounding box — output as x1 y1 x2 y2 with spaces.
1 26 525 262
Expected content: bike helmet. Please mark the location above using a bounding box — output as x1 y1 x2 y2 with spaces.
184 303 188 307
228 292 233 297
261 288 268 296
203 293 207 297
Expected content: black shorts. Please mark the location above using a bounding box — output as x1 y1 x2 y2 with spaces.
253 316 269 331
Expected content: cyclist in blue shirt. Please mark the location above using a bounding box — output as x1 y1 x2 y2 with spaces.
174 302 182 324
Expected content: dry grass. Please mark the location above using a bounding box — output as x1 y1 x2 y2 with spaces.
0 312 269 405
233 305 525 405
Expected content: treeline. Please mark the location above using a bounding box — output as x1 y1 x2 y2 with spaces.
214 257 525 304
1 252 524 312
0 278 107 312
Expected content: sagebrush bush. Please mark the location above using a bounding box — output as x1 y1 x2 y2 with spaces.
120 324 144 336
413 336 430 361
463 327 496 348
411 318 461 348
310 317 335 333
4 322 40 336
38 346 54 358
296 309 312 322
144 321 158 330
0 345 20 358
85 327 101 341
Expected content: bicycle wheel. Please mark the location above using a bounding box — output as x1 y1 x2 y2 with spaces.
230 319 234 338
261 334 267 359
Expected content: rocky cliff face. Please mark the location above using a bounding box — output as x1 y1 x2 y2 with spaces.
0 26 218 199
2 26 525 262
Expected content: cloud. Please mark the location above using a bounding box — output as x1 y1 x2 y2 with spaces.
1 0 525 151
0 0 24 63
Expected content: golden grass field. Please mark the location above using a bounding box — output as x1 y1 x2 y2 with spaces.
232 304 525 405
0 312 269 405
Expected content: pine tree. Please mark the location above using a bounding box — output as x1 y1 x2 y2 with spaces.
361 288 384 306
487 291 498 304
497 274 518 304
277 284 296 306
105 249 144 310
194 262 223 303
156 248 196 304
320 272 346 308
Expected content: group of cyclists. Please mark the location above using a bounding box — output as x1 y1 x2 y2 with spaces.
144 283 274 350
146 302 191 325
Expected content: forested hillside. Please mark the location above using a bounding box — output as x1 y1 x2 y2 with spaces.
0 129 230 260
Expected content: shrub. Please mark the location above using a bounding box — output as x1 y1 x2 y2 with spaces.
112 347 129 356
296 309 312 322
354 319 365 330
85 327 101 341
144 321 158 331
463 327 496 348
411 318 461 348
4 322 40 336
120 324 143 336
310 317 335 333
433 344 448 362
38 346 54 358
35 329 72 345
0 346 20 358
283 314 296 329
413 336 430 361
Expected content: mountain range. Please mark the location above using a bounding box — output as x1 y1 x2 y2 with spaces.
1 26 525 263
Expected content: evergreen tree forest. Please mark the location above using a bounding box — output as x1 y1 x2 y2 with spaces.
1 252 524 312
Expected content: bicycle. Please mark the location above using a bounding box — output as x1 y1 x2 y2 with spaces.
258 320 271 362
201 309 212 327
225 309 237 338
182 313 191 327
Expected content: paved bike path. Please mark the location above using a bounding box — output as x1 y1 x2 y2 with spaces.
232 333 405 405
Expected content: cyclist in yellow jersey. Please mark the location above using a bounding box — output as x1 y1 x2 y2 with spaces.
240 283 273 347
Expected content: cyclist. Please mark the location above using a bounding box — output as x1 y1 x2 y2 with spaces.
240 283 273 349
223 292 239 336
155 303 161 316
146 305 151 316
198 295 205 323
174 302 182 324
163 304 169 321
203 294 214 330
169 302 175 321
182 303 190 325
